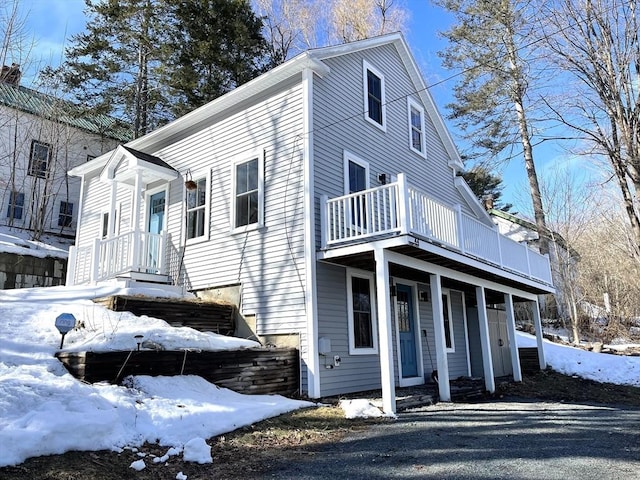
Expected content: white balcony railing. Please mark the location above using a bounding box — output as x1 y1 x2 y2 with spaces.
67 230 168 285
321 173 552 285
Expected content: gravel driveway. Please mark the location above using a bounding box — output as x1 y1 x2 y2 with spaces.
256 399 640 480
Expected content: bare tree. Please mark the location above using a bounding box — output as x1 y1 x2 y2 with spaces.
539 0 640 258
329 0 407 43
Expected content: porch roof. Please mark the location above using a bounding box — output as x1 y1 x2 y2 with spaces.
317 234 555 298
99 145 179 186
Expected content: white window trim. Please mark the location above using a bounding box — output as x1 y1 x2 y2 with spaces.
343 150 370 195
442 289 455 353
144 184 170 232
231 149 264 234
407 98 426 158
347 268 379 355
185 169 211 245
362 60 386 131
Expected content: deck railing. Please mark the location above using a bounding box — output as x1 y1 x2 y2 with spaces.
67 230 168 285
321 173 552 284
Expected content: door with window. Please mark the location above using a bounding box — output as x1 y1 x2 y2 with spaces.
146 190 165 272
345 154 369 231
397 284 418 378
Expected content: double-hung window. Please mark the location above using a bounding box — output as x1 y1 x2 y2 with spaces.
347 269 378 354
28 140 51 178
6 191 24 220
58 201 73 227
407 98 426 156
363 60 386 130
186 175 208 241
232 150 264 231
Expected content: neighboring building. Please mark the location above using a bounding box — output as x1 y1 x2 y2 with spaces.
67 34 554 412
489 208 579 321
0 65 129 288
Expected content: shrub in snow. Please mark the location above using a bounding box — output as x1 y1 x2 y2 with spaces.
182 437 212 464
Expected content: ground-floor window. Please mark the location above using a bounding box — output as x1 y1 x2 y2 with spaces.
347 269 378 354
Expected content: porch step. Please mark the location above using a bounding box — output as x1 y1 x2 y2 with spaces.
94 295 236 335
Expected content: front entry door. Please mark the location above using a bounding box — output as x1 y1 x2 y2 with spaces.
146 190 165 272
488 309 513 377
397 284 418 378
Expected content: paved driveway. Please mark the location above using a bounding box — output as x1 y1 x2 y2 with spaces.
258 399 640 480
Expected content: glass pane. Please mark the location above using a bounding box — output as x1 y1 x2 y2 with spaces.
247 159 258 191
397 291 410 332
352 277 373 348
354 312 373 348
236 162 248 194
248 192 258 224
196 178 206 207
443 294 452 348
236 195 248 227
348 161 366 193
196 209 205 237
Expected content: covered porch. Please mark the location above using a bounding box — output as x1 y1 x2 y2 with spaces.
67 146 179 286
318 234 552 415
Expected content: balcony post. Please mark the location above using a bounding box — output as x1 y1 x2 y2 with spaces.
320 194 328 248
131 169 143 272
91 237 100 283
397 173 410 235
455 204 465 253
525 245 532 278
496 228 504 267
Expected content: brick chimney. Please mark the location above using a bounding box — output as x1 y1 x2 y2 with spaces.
482 195 495 211
1 64 22 85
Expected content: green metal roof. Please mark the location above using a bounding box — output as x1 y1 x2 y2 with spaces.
0 82 131 142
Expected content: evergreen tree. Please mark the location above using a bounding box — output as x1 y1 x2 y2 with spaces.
162 0 268 118
434 0 551 254
462 167 513 213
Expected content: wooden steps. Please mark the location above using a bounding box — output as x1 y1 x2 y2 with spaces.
94 295 236 336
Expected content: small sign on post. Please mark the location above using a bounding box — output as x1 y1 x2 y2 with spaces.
55 313 77 349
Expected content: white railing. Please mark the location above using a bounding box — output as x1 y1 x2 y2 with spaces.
321 173 552 285
66 230 168 285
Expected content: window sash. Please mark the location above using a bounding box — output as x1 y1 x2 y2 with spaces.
6 191 24 220
351 276 374 349
367 70 383 124
186 177 207 239
410 107 423 151
28 141 51 178
442 294 454 350
58 201 73 227
234 158 260 228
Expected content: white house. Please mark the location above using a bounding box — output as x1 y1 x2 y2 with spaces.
67 34 554 413
0 67 128 240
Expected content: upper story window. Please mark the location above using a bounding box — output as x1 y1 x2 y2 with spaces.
407 98 426 157
186 175 209 241
6 191 24 220
58 201 74 227
363 60 386 130
232 150 264 232
28 140 51 178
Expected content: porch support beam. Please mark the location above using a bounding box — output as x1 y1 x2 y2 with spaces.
504 293 522 382
476 286 496 393
532 299 547 369
374 247 396 414
430 273 451 401
131 169 143 272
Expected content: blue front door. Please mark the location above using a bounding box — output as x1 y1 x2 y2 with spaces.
397 284 418 377
147 191 165 271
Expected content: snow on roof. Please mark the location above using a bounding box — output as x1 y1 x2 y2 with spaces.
0 226 72 259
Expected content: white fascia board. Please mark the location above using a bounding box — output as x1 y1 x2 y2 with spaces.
454 176 494 225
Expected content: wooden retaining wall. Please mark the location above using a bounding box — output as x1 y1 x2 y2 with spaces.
518 347 540 374
56 347 299 396
94 295 236 335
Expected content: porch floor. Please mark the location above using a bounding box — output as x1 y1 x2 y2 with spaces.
323 377 510 412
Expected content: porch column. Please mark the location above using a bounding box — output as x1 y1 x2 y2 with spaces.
108 180 117 238
374 247 396 414
532 298 547 369
131 169 143 271
429 273 451 402
504 293 522 382
476 286 496 393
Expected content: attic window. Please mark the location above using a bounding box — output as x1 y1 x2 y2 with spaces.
407 98 426 157
363 60 386 130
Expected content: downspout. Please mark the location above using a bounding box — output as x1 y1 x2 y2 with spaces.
302 67 320 398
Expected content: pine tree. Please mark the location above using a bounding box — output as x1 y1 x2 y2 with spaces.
162 0 268 118
434 0 551 254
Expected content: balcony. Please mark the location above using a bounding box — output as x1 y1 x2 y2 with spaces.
67 231 170 285
320 174 552 285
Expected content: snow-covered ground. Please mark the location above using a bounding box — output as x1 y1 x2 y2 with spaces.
0 225 72 259
1 284 638 471
0 285 314 469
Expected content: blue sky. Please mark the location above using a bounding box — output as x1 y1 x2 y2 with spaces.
14 0 575 213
